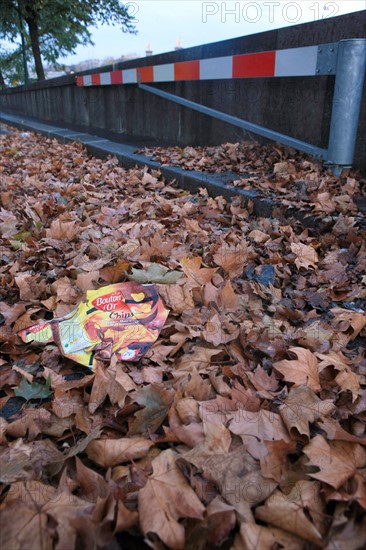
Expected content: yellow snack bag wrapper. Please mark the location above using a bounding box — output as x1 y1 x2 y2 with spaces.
18 282 169 369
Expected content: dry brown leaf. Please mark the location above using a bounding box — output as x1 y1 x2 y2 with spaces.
51 276 80 303
213 241 250 278
157 282 194 314
248 229 270 244
324 514 366 550
99 258 130 283
290 242 319 270
89 362 128 413
334 367 361 402
0 302 26 325
303 435 366 489
0 486 54 550
14 273 46 301
0 480 92 550
330 307 366 340
76 270 99 291
317 418 366 445
232 522 305 550
86 437 154 468
279 385 335 440
45 219 79 240
274 347 321 392
180 256 217 286
255 480 325 545
138 449 205 549
229 409 291 459
206 497 236 546
176 346 222 371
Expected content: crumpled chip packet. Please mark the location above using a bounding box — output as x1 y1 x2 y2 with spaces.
18 282 169 369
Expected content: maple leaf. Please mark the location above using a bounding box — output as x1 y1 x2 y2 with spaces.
4 407 72 440
232 522 305 550
0 480 92 549
14 272 47 301
75 457 109 502
334 368 361 402
100 258 130 283
331 307 366 340
246 365 279 392
180 256 217 287
14 376 53 401
0 208 19 238
324 471 366 511
206 497 236 547
89 361 133 413
0 302 26 325
157 282 195 314
317 418 366 445
229 409 291 459
290 242 319 269
279 385 335 440
260 439 298 483
0 483 54 549
129 384 175 435
255 480 326 545
138 449 205 549
45 219 79 240
0 439 35 483
86 437 154 468
274 347 321 392
76 270 99 291
51 276 80 304
176 346 222 372
213 241 250 278
203 311 239 346
248 229 270 243
316 350 361 402
303 435 366 489
183 422 277 520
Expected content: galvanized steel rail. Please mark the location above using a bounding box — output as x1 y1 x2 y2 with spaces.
78 38 366 174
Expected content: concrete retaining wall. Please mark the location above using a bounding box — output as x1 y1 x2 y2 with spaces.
1 11 365 171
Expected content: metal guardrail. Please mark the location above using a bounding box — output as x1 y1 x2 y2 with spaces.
78 38 366 175
138 39 366 176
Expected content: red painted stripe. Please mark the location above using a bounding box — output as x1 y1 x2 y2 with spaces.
110 70 123 84
76 76 84 86
91 73 101 85
232 51 276 78
174 60 200 81
137 66 154 83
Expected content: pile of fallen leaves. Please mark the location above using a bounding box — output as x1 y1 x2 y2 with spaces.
0 125 365 549
139 142 366 220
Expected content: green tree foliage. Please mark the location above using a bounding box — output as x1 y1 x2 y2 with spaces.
0 45 33 87
0 0 136 83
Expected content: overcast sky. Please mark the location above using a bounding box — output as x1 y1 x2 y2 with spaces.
59 1 365 63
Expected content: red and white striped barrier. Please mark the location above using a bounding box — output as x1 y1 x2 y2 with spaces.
76 44 324 87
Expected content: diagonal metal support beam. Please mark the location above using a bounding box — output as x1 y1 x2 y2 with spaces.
138 82 328 160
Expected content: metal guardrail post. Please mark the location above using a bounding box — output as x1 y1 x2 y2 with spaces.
326 39 366 175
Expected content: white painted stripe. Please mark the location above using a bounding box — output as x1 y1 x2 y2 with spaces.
154 63 175 82
275 46 318 77
200 56 233 80
83 75 92 86
122 68 137 84
100 72 111 85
